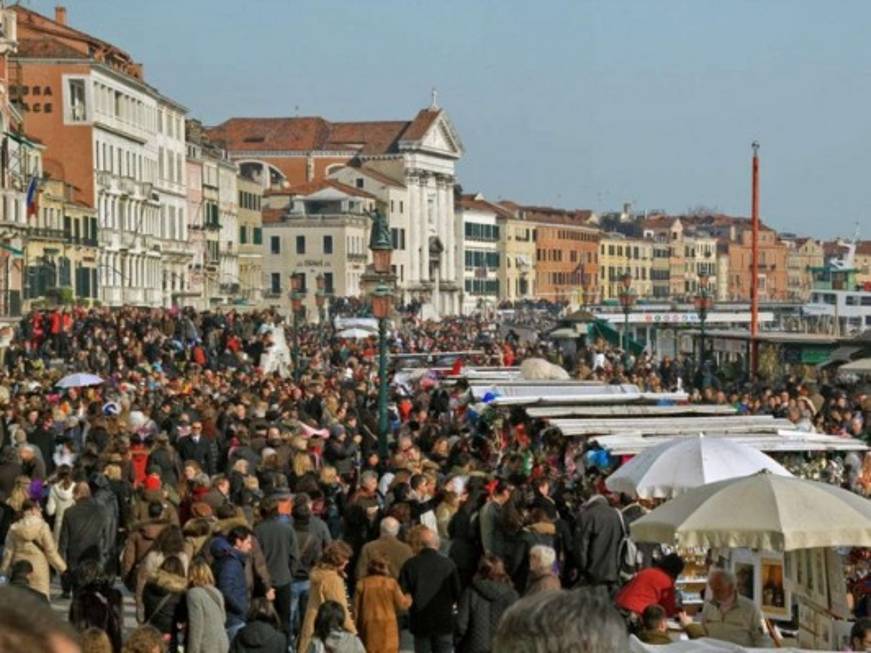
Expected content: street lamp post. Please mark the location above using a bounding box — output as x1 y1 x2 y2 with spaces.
694 273 714 374
315 273 326 344
368 209 394 461
617 272 635 367
290 273 305 382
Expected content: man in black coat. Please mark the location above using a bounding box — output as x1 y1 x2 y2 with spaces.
253 496 298 636
399 527 462 653
573 494 624 593
59 482 110 592
175 422 217 475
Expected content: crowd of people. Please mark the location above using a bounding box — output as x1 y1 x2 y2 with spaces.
0 303 867 653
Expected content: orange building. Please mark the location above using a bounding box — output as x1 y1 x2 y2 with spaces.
723 225 789 301
501 205 600 303
9 5 190 307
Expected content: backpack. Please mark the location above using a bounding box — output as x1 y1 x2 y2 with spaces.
617 511 641 583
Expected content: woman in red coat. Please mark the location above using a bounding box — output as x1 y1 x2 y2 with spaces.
615 554 685 617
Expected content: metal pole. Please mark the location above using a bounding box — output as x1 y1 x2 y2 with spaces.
292 307 300 382
750 141 760 377
623 305 630 367
377 315 389 459
699 309 706 375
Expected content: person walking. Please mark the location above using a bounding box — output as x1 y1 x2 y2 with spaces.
45 464 75 543
0 500 67 599
229 598 287 653
572 494 624 593
212 525 255 641
309 601 365 653
253 496 299 636
59 482 109 593
185 558 230 653
399 527 462 653
297 541 356 653
456 554 519 653
354 516 412 580
142 556 188 648
354 557 412 653
69 559 124 653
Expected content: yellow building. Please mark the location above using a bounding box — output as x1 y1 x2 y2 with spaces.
237 175 263 304
785 238 824 301
598 233 652 300
855 241 871 288
498 212 536 302
25 178 99 307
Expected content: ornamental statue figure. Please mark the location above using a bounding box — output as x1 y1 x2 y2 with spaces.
368 207 392 251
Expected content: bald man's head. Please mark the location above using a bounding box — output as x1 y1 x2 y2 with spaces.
419 527 439 550
380 516 400 537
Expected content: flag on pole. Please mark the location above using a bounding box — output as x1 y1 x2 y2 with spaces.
26 174 39 219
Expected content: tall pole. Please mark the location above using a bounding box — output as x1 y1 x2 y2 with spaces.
377 315 389 460
623 305 630 367
292 307 300 382
750 141 760 377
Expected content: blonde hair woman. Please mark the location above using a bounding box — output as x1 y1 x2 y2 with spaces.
297 541 357 653
1 500 67 598
186 559 229 653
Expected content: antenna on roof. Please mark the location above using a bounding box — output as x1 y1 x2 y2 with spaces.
430 87 438 109
294 105 300 117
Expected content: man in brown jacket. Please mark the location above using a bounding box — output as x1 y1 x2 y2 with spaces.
355 516 412 579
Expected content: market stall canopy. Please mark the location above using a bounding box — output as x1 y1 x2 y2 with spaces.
335 328 376 339
473 382 688 405
631 470 871 551
629 636 809 652
838 357 871 374
56 373 104 388
588 430 867 455
605 435 792 499
519 358 570 380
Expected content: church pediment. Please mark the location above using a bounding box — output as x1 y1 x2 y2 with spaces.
400 110 464 159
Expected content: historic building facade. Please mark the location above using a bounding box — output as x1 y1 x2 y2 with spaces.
598 233 653 300
10 5 188 307
208 102 465 316
261 180 373 317
455 193 505 314
237 175 263 304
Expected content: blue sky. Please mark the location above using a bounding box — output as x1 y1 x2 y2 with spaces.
27 0 871 237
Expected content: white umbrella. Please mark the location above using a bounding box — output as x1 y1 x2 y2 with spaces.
336 328 376 339
519 357 570 380
56 373 104 388
605 435 792 499
630 470 871 551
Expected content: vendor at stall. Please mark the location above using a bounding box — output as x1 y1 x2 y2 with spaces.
694 569 773 648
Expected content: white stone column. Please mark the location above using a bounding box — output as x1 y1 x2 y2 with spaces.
418 175 429 287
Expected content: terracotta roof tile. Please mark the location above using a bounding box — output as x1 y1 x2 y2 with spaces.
400 109 441 142
16 37 89 59
326 121 409 155
856 241 871 256
208 109 443 157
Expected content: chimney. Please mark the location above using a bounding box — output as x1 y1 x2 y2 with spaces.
55 6 67 26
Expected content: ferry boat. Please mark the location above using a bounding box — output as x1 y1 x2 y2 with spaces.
803 240 871 335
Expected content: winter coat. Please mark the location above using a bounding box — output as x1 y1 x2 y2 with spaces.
353 574 412 653
292 519 326 581
135 550 190 623
211 536 250 629
91 475 119 553
186 585 230 653
132 488 180 526
399 548 462 637
615 566 678 617
206 515 273 599
354 534 412 580
456 579 519 653
448 504 482 587
45 481 75 543
307 630 366 653
60 499 108 570
147 446 181 489
176 436 217 476
142 569 188 635
229 619 287 653
254 516 299 587
297 565 356 653
69 581 124 652
0 513 67 598
122 520 168 588
572 496 624 585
